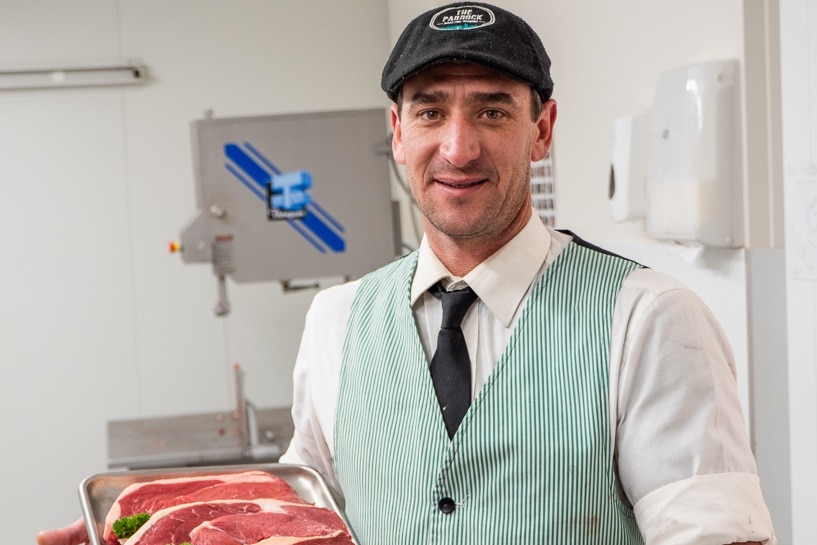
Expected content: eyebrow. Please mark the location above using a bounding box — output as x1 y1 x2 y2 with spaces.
406 90 519 108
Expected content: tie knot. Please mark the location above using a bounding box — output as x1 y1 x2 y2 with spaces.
432 282 478 329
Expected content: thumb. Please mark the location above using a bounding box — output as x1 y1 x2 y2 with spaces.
36 517 88 545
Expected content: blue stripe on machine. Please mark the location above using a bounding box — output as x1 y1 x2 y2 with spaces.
225 144 269 189
244 141 282 176
225 163 265 200
303 205 345 252
309 201 345 234
287 219 328 254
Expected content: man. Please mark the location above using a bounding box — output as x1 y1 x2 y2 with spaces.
279 2 775 545
37 3 775 545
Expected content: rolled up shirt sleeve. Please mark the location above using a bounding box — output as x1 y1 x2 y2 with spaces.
611 268 776 544
634 473 775 545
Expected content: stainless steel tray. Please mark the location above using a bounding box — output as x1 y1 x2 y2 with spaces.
79 463 351 545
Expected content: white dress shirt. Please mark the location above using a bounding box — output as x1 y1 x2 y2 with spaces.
281 215 776 545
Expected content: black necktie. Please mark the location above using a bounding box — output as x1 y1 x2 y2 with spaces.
429 282 478 438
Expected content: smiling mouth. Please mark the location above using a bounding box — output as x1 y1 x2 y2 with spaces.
436 179 486 188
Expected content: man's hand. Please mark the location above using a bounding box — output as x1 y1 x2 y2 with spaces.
35 517 87 545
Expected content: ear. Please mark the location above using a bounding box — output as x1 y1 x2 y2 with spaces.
531 99 557 162
390 103 406 165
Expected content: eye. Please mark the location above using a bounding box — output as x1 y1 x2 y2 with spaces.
419 110 441 121
483 109 505 120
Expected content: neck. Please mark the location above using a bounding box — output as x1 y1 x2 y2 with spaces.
425 207 531 277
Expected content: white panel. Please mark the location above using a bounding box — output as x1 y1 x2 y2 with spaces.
745 248 792 545
780 0 817 541
0 91 136 543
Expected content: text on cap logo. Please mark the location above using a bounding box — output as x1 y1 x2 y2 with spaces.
429 5 496 31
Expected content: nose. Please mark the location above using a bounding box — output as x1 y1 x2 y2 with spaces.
439 115 481 167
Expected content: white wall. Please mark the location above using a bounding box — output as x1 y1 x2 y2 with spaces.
0 2 388 543
0 0 801 543
536 2 792 539
779 0 817 542
530 4 791 540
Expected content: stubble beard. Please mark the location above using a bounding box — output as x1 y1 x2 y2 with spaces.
415 161 531 243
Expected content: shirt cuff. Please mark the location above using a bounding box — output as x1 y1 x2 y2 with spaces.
633 472 776 545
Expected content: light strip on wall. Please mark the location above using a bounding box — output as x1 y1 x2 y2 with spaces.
0 60 146 90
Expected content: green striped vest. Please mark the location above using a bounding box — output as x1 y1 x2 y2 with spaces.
334 241 643 545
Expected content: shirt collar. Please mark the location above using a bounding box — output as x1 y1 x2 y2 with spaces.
411 213 552 327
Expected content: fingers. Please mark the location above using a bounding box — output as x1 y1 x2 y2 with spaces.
35 517 88 545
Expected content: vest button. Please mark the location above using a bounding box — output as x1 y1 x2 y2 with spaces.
438 497 456 514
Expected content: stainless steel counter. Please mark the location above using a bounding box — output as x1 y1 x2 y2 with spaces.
107 406 294 469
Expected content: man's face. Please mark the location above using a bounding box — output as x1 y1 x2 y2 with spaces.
391 63 556 249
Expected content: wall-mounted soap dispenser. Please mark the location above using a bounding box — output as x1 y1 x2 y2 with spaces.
610 110 650 223
645 59 743 247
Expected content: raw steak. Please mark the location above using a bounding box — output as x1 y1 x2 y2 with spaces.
168 474 305 506
102 471 354 545
104 472 304 543
195 531 352 545
123 499 353 545
188 503 354 545
124 500 265 545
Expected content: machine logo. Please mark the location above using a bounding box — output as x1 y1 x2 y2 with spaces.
224 142 346 253
266 170 311 220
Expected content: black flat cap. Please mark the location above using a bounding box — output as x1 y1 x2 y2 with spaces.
381 2 553 102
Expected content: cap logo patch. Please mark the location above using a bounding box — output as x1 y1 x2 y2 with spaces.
429 5 495 31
